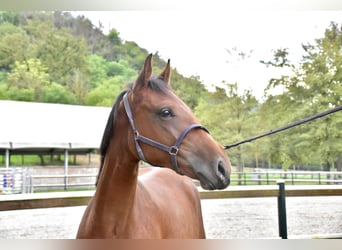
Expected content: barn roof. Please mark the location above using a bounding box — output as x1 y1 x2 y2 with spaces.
0 100 111 155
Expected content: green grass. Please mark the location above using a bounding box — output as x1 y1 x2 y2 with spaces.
2 155 50 166
0 154 77 166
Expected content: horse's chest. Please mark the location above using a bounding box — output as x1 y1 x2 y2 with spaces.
125 190 198 238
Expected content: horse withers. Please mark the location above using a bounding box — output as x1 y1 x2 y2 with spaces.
76 54 231 239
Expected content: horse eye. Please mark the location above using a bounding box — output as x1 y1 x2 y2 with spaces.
159 108 174 118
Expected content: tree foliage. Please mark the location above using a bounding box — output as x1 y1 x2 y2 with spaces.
195 83 259 171
0 11 202 107
259 22 342 171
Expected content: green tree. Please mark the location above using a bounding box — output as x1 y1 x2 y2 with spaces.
66 69 89 104
21 18 89 84
171 70 206 109
84 77 123 107
195 82 259 181
41 82 77 104
108 28 122 45
121 41 149 71
5 87 34 101
0 11 19 25
261 22 342 171
87 54 109 88
107 60 137 80
300 22 342 171
260 48 292 68
0 10 212 114
87 55 137 89
0 22 33 70
195 87 229 143
6 58 49 101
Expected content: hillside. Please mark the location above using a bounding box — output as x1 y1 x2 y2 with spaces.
0 11 206 108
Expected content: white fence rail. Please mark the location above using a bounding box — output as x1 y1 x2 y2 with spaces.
1 168 342 194
232 170 342 185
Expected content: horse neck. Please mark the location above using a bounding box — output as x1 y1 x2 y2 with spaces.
94 128 140 218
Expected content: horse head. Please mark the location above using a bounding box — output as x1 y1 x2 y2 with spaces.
123 54 231 190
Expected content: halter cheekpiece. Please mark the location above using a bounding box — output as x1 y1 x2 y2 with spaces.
123 92 209 173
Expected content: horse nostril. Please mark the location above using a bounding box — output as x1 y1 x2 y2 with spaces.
213 160 230 189
217 161 226 177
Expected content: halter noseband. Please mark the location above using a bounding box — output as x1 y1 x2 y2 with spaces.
123 92 209 173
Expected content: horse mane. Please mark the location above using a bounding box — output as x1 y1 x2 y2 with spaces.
95 77 171 186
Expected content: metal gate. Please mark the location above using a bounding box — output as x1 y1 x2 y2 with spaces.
0 168 28 194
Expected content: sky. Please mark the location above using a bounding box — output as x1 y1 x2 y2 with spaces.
75 10 342 99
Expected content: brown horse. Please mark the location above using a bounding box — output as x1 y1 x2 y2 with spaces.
76 54 231 239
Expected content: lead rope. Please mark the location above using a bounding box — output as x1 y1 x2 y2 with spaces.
224 105 342 149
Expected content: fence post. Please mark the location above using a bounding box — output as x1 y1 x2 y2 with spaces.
64 149 69 191
21 168 26 194
277 179 288 239
29 175 33 193
5 149 10 168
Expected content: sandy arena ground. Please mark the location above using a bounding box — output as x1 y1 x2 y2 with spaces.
0 196 341 239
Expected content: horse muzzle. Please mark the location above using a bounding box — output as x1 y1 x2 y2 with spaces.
197 160 230 190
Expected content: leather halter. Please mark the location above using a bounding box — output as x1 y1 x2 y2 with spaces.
123 92 209 173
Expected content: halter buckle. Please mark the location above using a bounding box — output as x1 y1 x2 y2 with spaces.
168 146 179 156
134 130 139 139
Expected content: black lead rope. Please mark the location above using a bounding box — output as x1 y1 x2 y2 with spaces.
224 105 342 150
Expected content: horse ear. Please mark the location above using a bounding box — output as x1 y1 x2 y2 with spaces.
158 59 171 84
134 54 153 89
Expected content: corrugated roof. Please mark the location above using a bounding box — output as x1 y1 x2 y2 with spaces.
0 100 111 154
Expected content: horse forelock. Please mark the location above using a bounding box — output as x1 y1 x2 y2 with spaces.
147 75 171 93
